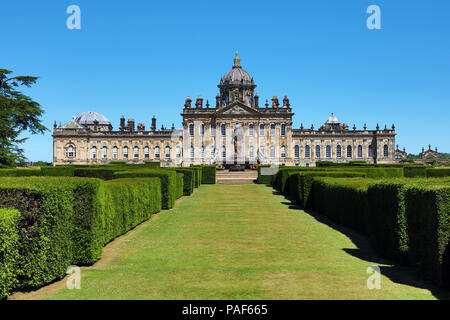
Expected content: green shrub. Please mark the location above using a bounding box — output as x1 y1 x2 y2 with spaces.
141 161 160 168
405 183 450 286
367 181 410 261
404 166 427 178
113 169 177 209
41 166 75 176
189 166 202 187
74 168 124 180
167 168 195 196
200 165 216 184
257 165 274 185
0 169 42 177
427 168 450 178
107 161 127 166
175 172 184 199
0 208 20 299
103 178 161 242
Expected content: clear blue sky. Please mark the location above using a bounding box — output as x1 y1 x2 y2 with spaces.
1 0 449 162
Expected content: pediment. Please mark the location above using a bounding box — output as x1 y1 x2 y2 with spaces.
216 102 260 115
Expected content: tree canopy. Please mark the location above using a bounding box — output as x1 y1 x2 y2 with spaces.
0 69 47 167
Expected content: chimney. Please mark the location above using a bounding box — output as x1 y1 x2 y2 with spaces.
216 94 220 108
184 96 192 108
137 123 145 132
151 116 156 131
254 94 259 108
196 96 203 108
283 96 290 107
120 116 125 131
272 96 279 108
128 119 135 132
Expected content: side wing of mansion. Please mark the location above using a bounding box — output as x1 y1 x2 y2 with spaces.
53 53 396 167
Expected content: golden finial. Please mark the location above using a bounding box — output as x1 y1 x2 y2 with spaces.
233 50 241 68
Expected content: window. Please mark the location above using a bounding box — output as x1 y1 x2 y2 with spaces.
176 145 181 158
316 145 321 158
281 145 286 158
91 146 97 159
112 146 118 159
259 124 265 136
337 145 342 158
155 146 160 159
211 146 215 157
326 145 331 158
222 145 226 158
200 124 205 136
200 146 205 159
249 145 254 158
144 146 149 159
249 124 254 137
134 146 139 159
270 145 275 158
358 145 363 158
102 146 107 159
305 145 310 158
384 144 389 157
221 124 226 136
347 145 352 158
211 124 216 136
165 146 170 158
294 145 300 158
259 146 265 157
123 146 128 159
281 124 286 136
189 124 194 136
270 124 275 136
190 145 194 159
65 145 76 158
368 145 373 158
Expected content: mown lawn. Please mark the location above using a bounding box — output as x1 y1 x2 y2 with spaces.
11 184 450 299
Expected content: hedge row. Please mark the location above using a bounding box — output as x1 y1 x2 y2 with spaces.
0 169 42 177
167 168 195 196
427 168 450 178
199 165 216 184
0 176 162 299
297 176 450 287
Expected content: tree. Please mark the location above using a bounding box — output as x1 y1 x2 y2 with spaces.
0 69 47 167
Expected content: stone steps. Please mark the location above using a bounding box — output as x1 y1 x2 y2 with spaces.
216 170 258 185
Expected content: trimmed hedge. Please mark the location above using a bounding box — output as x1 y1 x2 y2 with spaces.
113 169 177 209
167 168 195 196
103 178 161 243
0 208 20 299
41 166 75 176
257 164 279 185
189 166 202 188
74 168 124 180
175 172 184 199
200 165 216 184
427 168 450 178
405 183 450 286
0 169 42 177
404 166 427 178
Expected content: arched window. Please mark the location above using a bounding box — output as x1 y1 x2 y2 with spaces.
368 145 373 158
190 145 194 159
123 146 128 159
337 145 342 158
294 145 300 158
189 124 194 136
326 145 331 158
305 145 310 158
281 145 286 158
259 124 265 136
165 146 170 158
270 145 275 158
65 144 76 158
281 124 286 136
200 145 205 159
144 146 149 158
200 124 205 136
316 145 321 158
176 145 181 158
347 145 352 158
91 146 97 159
358 145 363 158
112 146 118 159
249 145 254 158
249 124 254 137
154 146 160 159
134 146 139 159
270 124 276 136
221 124 226 136
384 144 389 157
102 146 107 159
222 145 226 158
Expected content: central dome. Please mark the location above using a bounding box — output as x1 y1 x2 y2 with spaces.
222 51 252 83
75 111 111 125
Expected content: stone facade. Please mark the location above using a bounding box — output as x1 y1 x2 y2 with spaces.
53 52 396 167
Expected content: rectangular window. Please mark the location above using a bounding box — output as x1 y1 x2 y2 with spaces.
211 124 215 136
200 124 205 136
189 124 194 136
281 124 286 136
259 124 264 136
221 124 226 136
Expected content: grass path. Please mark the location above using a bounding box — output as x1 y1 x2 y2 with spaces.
11 184 450 299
